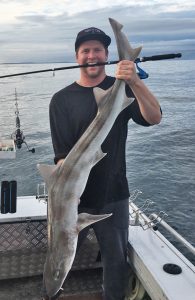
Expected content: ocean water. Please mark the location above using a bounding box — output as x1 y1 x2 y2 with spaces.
0 60 195 264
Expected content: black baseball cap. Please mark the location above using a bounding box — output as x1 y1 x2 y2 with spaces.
75 27 111 51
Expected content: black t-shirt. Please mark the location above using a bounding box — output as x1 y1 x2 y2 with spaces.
49 76 150 209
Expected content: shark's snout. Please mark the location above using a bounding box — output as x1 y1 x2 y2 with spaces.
46 270 65 297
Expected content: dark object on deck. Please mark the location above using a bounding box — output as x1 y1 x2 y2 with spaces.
9 180 17 213
1 181 10 214
163 263 182 275
0 180 17 214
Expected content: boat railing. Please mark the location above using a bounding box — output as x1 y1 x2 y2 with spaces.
36 183 48 202
149 213 195 256
129 194 195 258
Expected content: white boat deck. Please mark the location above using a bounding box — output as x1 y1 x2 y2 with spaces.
0 196 47 223
128 203 195 300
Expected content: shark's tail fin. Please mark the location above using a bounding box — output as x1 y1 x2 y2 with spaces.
109 18 142 61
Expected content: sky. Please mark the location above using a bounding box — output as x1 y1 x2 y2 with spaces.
0 0 195 63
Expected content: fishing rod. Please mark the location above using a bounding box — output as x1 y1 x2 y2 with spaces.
0 53 182 79
11 88 35 153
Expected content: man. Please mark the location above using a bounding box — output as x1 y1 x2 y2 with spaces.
48 26 161 300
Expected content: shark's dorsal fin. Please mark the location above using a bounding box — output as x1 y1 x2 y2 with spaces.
77 212 112 232
37 163 58 187
93 86 113 110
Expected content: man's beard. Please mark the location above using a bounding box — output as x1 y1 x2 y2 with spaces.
84 64 105 78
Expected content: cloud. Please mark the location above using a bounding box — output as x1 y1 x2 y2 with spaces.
0 1 195 62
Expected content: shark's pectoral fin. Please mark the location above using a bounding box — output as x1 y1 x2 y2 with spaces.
37 163 58 187
77 213 112 232
93 86 113 110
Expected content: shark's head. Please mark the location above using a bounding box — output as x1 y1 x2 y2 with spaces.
44 256 68 297
44 232 78 298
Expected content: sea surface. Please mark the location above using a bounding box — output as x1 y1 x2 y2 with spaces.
0 60 195 264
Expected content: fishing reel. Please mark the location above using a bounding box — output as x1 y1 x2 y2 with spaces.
136 62 149 79
11 93 35 154
11 128 35 153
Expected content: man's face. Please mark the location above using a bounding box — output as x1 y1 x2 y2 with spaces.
76 40 108 79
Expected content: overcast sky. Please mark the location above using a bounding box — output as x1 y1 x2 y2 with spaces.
0 0 194 63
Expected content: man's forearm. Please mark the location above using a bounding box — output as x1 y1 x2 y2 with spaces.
129 76 162 125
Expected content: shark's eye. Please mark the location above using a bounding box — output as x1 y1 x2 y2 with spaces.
53 269 60 280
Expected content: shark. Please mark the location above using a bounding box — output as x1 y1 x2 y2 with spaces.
37 18 142 298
